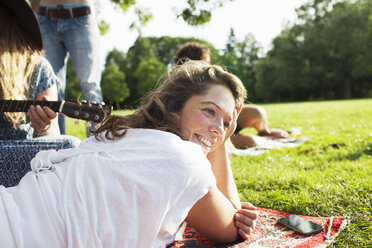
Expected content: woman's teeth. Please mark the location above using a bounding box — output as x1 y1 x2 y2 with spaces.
197 135 212 147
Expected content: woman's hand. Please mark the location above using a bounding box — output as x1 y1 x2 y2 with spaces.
28 95 59 136
234 202 258 240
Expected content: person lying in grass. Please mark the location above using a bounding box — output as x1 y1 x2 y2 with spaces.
174 41 289 149
0 61 257 247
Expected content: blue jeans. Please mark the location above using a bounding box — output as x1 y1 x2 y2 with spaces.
38 5 103 135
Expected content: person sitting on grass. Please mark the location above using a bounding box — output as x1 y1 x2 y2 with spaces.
174 41 289 149
0 61 258 247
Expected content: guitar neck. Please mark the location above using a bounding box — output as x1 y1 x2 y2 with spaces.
0 100 63 113
0 100 113 122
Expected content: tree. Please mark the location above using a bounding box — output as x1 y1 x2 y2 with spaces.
219 28 262 102
105 36 222 107
99 0 234 34
134 58 167 96
123 37 164 106
299 0 372 99
255 0 372 102
105 48 127 73
65 57 81 101
101 62 130 109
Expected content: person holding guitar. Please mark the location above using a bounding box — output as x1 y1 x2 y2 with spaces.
30 0 103 136
0 0 60 139
0 61 257 247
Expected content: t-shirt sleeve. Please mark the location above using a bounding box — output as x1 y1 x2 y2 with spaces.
30 58 59 98
159 143 217 240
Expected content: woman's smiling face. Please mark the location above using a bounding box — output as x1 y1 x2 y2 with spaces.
178 84 235 155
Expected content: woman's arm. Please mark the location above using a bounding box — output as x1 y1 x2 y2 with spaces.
28 84 60 137
185 187 239 244
207 107 241 209
207 139 241 209
205 107 258 241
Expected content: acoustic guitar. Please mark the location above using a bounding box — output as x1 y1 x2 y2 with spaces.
0 100 112 123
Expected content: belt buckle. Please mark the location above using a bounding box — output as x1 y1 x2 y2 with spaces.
49 12 61 20
50 5 65 20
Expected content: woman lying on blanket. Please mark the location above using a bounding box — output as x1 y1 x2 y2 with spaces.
0 60 258 247
0 0 59 139
174 41 289 149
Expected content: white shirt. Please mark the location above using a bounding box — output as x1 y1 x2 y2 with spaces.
0 129 216 248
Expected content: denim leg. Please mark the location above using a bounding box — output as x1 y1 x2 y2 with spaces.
63 15 103 136
38 16 68 134
63 15 103 104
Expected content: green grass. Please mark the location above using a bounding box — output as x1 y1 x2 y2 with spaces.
234 99 372 247
66 99 372 246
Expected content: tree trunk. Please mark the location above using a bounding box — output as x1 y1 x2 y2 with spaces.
343 77 352 99
115 101 121 110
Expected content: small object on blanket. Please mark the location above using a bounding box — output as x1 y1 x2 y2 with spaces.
168 207 349 248
230 137 309 156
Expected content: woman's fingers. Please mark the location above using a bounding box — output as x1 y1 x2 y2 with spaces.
235 211 257 228
233 203 259 240
235 217 253 239
237 226 251 240
28 105 56 131
241 202 257 210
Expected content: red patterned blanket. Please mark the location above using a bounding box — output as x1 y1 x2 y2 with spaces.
168 207 349 248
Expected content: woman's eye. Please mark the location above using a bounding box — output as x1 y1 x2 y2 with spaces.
224 122 230 128
204 108 215 116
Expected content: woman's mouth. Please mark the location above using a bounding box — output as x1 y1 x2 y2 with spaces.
196 134 212 147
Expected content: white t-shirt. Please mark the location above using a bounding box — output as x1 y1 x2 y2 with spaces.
0 129 216 248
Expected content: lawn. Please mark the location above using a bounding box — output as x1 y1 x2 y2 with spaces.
66 99 372 247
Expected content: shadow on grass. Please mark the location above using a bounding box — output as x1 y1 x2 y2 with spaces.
330 141 372 162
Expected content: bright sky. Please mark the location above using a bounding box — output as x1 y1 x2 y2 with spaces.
96 0 309 68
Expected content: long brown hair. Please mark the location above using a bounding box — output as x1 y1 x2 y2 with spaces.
0 5 42 127
93 60 247 141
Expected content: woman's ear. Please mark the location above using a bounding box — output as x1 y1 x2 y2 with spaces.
236 105 243 116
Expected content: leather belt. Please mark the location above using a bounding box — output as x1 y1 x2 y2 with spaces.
38 6 91 20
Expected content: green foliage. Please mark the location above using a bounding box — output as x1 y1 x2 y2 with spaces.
179 8 211 26
218 28 262 102
98 20 110 36
101 62 129 109
101 0 371 107
178 0 232 26
128 7 153 34
105 48 127 72
101 36 221 108
255 0 372 102
134 57 167 96
109 0 136 11
65 56 82 101
106 0 232 34
124 37 158 105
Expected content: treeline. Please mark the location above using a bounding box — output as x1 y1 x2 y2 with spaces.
66 0 372 108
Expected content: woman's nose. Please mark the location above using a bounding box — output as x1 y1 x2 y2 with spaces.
209 120 224 137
